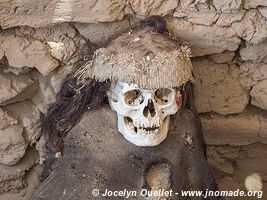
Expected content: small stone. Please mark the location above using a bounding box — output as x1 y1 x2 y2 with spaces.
134 37 141 42
0 125 28 165
216 12 244 27
250 80 267 111
232 10 267 44
240 41 267 63
1 34 59 76
240 62 267 82
0 147 39 193
0 71 38 106
258 7 267 18
4 100 41 144
0 108 18 130
245 173 263 192
55 152 62 158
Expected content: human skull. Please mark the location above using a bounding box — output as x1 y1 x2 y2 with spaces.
107 81 182 146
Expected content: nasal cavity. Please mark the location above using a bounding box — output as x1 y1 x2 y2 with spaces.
143 99 156 117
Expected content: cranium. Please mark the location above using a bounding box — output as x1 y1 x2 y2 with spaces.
107 81 182 146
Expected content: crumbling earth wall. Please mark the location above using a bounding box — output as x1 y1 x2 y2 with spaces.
0 0 266 199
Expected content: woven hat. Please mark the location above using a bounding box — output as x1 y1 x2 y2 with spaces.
75 29 193 89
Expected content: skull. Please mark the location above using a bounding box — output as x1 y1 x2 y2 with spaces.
107 81 182 146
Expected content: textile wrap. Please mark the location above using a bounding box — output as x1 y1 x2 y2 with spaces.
32 106 219 200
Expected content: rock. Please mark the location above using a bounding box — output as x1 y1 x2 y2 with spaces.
127 0 177 16
46 37 77 63
258 7 267 18
0 124 27 165
213 0 242 13
174 7 219 26
207 146 240 174
208 51 235 63
20 24 82 63
240 62 267 82
211 146 241 160
244 0 267 9
193 59 249 114
250 80 267 110
0 147 39 193
167 18 241 56
240 41 267 63
35 133 47 165
201 107 267 145
232 10 267 44
0 163 42 200
0 33 59 76
4 100 41 144
2 66 32 76
0 108 18 130
0 0 126 29
0 47 3 60
74 19 136 45
0 56 32 75
172 1 192 19
173 0 219 26
47 41 70 62
244 173 263 192
238 70 255 90
216 11 244 27
259 114 267 144
31 73 56 113
28 23 77 41
0 71 38 106
187 11 219 26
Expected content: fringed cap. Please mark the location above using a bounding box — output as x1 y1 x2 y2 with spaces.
75 29 193 89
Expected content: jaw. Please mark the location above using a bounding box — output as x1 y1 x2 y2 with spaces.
117 115 170 146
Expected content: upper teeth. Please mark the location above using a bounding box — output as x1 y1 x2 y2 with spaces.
128 122 160 135
132 119 160 129
126 117 162 135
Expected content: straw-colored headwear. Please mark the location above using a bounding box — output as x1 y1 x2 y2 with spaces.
75 29 193 89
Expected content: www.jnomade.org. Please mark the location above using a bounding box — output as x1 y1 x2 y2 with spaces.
93 189 263 199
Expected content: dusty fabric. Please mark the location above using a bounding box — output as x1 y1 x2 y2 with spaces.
75 29 193 89
32 106 219 200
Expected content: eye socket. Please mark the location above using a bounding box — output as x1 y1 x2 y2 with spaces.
155 88 173 105
124 90 144 106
